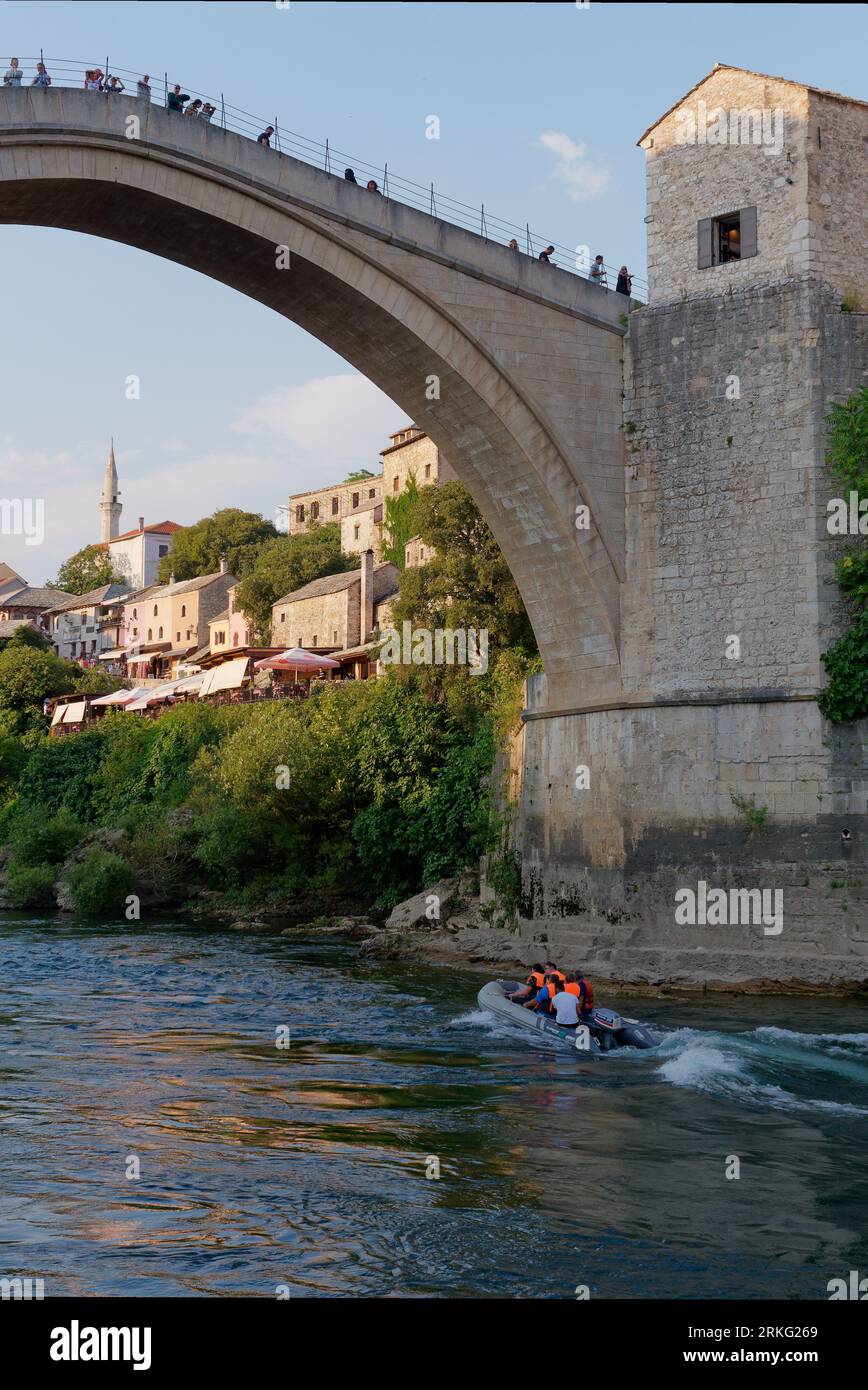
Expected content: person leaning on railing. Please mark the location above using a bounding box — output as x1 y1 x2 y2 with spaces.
167 83 189 113
137 73 151 99
3 57 23 86
31 61 51 88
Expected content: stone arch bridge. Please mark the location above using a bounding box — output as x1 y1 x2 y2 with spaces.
0 86 628 712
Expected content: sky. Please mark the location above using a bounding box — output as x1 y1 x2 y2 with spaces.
0 0 865 583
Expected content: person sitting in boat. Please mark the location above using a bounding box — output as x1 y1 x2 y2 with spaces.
550 978 581 1028
544 960 566 982
569 970 595 1020
523 972 559 1016
507 964 546 1004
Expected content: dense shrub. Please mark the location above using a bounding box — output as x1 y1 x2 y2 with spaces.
64 848 134 918
8 807 85 867
4 863 57 909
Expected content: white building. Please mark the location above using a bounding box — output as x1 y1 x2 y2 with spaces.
100 518 183 591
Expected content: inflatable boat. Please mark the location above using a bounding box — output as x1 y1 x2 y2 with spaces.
477 980 658 1055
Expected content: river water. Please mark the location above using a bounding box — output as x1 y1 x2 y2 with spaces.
1 915 866 1299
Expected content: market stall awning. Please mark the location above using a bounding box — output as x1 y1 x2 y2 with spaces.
90 687 149 708
50 703 67 727
198 656 250 697
98 648 127 660
62 700 87 724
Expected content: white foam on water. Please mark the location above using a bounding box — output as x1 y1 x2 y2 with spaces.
655 1027 868 1116
754 1026 868 1055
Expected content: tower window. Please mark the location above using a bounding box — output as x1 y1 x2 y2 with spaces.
331 496 339 515
697 207 757 269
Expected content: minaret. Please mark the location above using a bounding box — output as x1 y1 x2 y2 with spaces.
99 438 122 543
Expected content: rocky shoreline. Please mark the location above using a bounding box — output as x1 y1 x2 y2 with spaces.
3 847 865 998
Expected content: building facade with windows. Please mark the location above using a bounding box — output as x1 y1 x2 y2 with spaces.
49 583 129 663
287 427 456 544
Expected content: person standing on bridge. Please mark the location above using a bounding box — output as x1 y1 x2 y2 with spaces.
167 84 189 113
257 126 274 147
590 254 608 289
4 58 23 87
137 74 151 100
538 245 555 264
31 62 51 88
84 69 103 91
366 179 382 194
507 238 519 251
615 266 632 297
200 102 216 122
104 75 125 96
344 168 357 183
186 98 203 116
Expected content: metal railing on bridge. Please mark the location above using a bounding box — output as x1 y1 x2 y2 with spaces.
1 54 647 301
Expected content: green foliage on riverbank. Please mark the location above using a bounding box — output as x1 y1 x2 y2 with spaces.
0 669 524 915
820 387 868 723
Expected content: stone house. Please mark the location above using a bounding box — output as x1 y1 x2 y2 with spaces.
341 497 385 559
271 549 397 651
0 582 69 633
287 426 456 545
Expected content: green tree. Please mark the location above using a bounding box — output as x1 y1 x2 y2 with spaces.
233 525 358 643
157 508 277 582
0 625 52 653
390 480 538 664
382 473 421 568
820 387 868 722
47 544 122 594
0 645 78 733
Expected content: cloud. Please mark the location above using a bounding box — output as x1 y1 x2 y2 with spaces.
232 373 403 460
538 130 611 201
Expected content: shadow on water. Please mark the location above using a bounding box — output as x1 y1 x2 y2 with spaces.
0 915 866 1297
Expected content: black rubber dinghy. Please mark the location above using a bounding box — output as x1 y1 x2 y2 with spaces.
477 980 658 1055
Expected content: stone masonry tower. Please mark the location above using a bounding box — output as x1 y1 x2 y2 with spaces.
99 438 122 543
515 66 868 987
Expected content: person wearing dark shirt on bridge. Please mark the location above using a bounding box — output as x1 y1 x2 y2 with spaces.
538 245 555 263
167 84 189 113
344 168 357 183
366 179 382 194
615 266 632 297
104 75 125 95
257 126 274 146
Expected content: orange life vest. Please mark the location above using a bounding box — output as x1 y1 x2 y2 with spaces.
548 969 566 982
527 971 545 989
564 981 581 997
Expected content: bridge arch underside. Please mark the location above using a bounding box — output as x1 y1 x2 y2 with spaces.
0 151 624 709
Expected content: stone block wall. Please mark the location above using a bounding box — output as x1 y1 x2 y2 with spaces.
621 277 866 700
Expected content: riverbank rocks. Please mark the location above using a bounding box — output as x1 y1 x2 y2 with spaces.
386 878 461 931
280 915 379 939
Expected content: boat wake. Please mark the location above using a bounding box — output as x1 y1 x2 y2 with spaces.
655 1026 868 1116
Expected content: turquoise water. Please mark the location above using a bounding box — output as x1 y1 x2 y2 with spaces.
1 915 866 1298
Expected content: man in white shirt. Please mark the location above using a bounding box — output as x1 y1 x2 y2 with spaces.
550 979 580 1027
